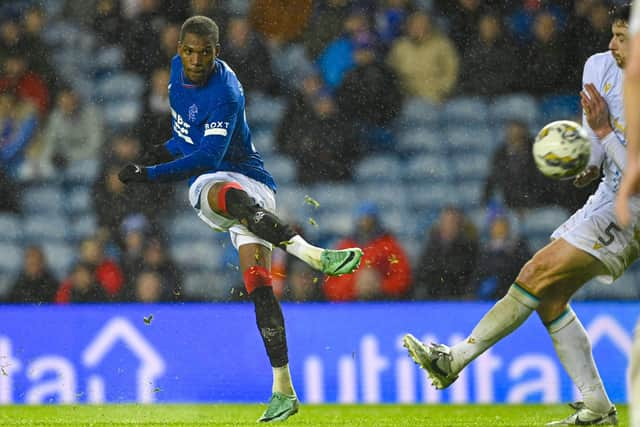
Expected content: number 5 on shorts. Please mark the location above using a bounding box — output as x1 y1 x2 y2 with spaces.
598 222 622 246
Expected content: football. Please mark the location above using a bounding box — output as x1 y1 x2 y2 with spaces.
532 120 591 180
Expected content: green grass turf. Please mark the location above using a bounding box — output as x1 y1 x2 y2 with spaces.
0 404 628 426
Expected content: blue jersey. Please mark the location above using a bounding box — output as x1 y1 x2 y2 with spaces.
146 56 276 191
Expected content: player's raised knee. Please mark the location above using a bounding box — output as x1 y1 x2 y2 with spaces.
207 181 243 215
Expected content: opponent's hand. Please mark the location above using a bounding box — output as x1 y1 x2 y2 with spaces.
573 165 600 188
118 163 149 184
580 83 613 139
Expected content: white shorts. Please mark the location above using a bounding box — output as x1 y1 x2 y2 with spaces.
551 186 640 283
188 171 276 250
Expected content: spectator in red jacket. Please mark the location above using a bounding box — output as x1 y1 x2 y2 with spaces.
323 202 412 301
55 237 124 303
0 53 49 116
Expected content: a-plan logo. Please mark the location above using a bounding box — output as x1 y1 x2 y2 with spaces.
0 317 165 404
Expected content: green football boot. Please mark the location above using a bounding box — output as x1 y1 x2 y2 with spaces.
320 248 363 276
257 392 299 423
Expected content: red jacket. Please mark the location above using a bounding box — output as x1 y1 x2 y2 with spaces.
55 260 124 303
323 234 412 301
0 72 49 115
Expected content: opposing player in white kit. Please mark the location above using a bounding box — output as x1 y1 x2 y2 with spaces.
404 5 635 425
616 2 640 427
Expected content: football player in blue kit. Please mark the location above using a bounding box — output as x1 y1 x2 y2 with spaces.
118 16 363 422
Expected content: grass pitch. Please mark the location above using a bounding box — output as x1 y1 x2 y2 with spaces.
0 404 628 426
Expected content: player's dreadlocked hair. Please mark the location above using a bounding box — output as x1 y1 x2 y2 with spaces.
180 15 219 44
610 3 631 24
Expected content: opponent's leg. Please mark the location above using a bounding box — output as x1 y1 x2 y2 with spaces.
210 182 362 275
529 247 616 424
239 243 298 422
543 306 616 425
405 239 603 389
404 282 539 389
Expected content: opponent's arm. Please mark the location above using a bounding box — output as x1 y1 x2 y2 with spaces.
119 102 239 183
581 83 626 171
575 58 605 187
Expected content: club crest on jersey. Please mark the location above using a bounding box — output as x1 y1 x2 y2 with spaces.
188 104 198 122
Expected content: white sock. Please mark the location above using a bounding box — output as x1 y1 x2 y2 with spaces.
450 284 539 374
547 307 612 414
285 235 324 270
272 364 295 396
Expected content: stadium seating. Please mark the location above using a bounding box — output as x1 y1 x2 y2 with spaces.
168 211 215 242
22 184 65 214
406 182 455 212
64 159 101 184
170 240 223 271
360 182 409 210
576 273 640 300
102 100 142 128
404 154 453 183
251 129 276 155
23 214 69 243
540 94 581 123
184 269 239 300
0 243 22 275
275 185 312 219
69 214 97 242
95 72 145 102
453 153 490 180
66 186 92 215
398 97 441 126
443 96 489 124
446 125 496 155
454 181 485 209
0 214 22 242
12 5 635 303
522 207 569 236
246 94 286 127
315 210 354 236
93 46 125 79
489 93 539 125
263 154 296 184
396 127 446 155
303 184 358 213
354 154 404 182
41 242 75 279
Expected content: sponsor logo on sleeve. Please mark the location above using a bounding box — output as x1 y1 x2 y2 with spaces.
204 121 230 137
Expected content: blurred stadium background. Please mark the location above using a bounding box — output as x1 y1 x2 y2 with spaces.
0 0 635 416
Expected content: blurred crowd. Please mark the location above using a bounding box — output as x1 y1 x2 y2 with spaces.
0 0 627 304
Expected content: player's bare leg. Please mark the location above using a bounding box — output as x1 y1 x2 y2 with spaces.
238 243 299 422
208 182 362 276
405 238 617 424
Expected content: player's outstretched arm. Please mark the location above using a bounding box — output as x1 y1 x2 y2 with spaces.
118 139 179 184
118 163 149 183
